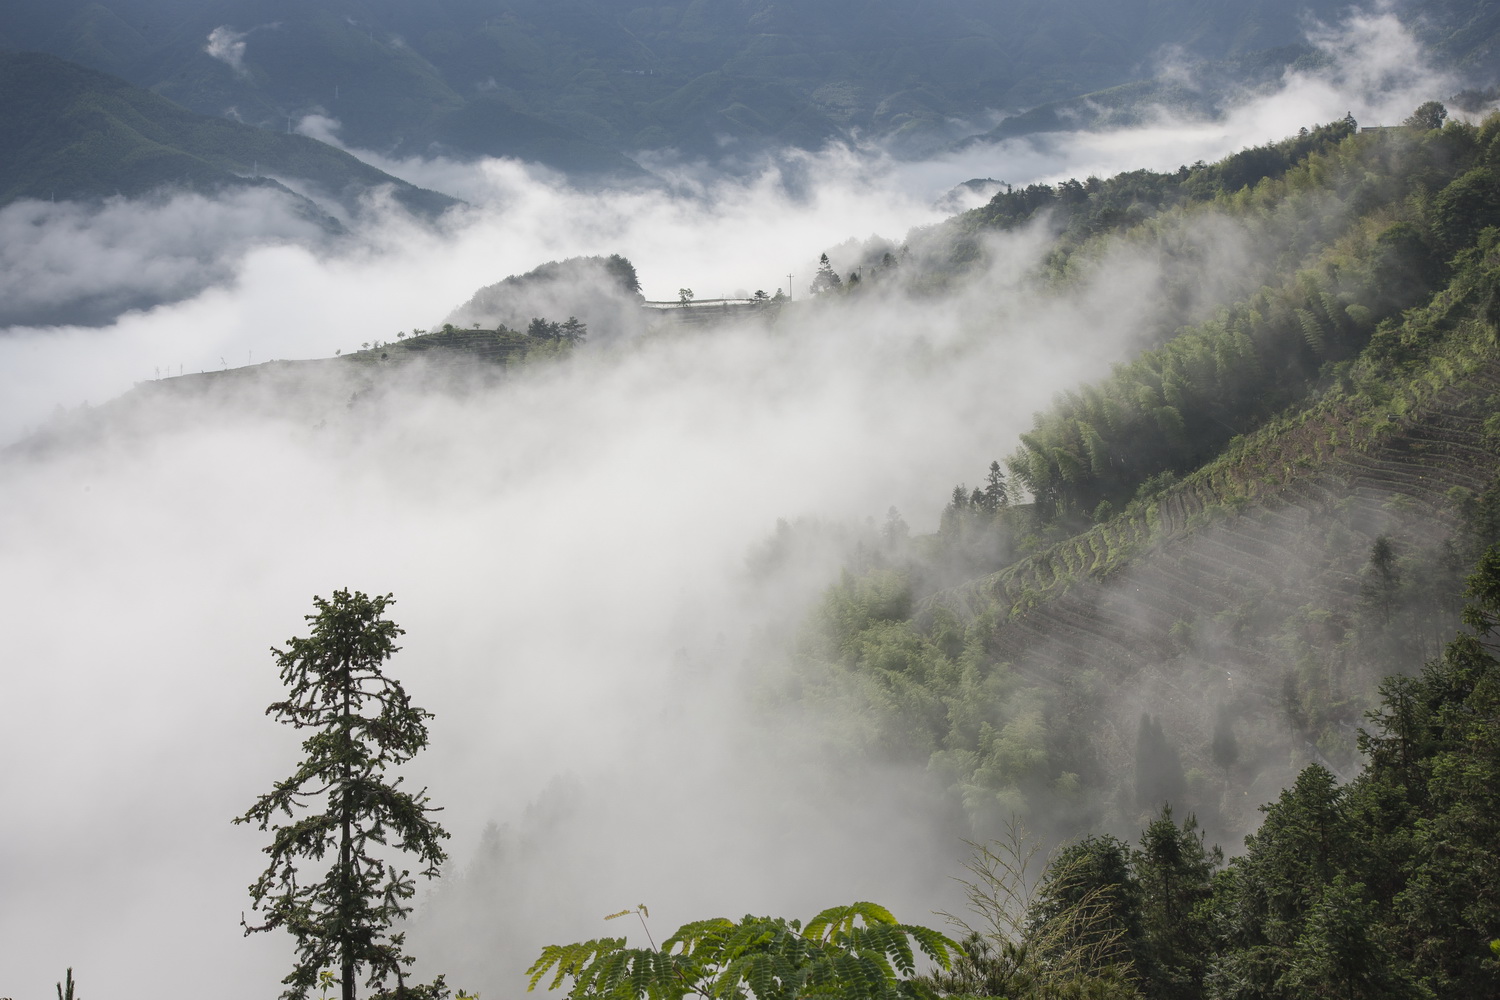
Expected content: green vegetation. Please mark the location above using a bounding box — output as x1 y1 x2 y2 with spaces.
340 318 589 373
994 117 1491 530
528 903 960 1000
236 590 450 1000
527 545 1500 999
777 108 1500 848
1018 545 1500 998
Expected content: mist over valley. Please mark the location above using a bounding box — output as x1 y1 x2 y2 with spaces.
4 4 1500 1000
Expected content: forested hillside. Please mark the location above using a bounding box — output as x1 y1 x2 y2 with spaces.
0 51 456 215
780 109 1500 851
911 540 1500 999
529 570 1500 1000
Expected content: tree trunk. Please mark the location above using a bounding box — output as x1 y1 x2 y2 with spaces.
342 669 355 1000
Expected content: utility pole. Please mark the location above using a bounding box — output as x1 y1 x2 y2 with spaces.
787 273 793 301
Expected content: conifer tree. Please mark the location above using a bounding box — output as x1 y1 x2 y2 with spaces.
236 590 449 1000
981 461 1008 514
811 254 843 294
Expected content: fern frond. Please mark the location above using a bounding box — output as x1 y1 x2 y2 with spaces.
527 938 629 992
1296 307 1328 356
663 917 735 958
902 925 959 971
859 924 915 976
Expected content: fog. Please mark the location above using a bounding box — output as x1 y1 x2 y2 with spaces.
0 7 1462 1000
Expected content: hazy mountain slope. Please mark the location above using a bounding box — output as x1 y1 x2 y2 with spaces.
953 328 1498 792
4 325 544 460
789 114 1500 846
1 0 1370 166
968 45 1318 142
1418 0 1500 70
0 51 457 216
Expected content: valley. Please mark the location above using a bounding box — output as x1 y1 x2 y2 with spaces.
3 3 1500 1000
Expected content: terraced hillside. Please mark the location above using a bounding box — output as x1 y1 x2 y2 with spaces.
794 116 1500 845
974 352 1500 664
953 351 1498 819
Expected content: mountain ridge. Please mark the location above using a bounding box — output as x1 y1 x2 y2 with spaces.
0 0 1392 169
0 50 458 217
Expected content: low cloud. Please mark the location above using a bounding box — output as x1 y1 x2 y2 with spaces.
1301 1 1454 112
0 188 334 332
204 22 282 77
294 113 344 146
877 2 1454 191
204 25 249 75
0 132 1276 995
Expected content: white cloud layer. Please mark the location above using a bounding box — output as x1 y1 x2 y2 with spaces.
0 221 1163 997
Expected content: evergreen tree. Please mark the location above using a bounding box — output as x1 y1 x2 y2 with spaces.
1211 704 1239 775
939 485 969 539
883 506 910 549
1280 876 1419 1000
236 590 450 1000
1206 764 1350 999
982 461 1008 513
604 254 641 294
1133 808 1220 1000
1360 535 1401 626
1134 714 1185 811
1025 835 1142 987
811 254 843 294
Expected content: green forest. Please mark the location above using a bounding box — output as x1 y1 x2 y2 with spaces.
767 105 1500 844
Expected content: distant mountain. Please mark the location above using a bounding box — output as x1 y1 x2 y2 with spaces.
3 0 1394 169
0 51 457 217
965 44 1320 144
